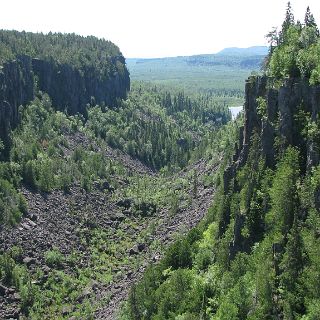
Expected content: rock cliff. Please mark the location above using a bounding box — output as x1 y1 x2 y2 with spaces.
225 75 320 258
0 52 130 156
32 55 129 116
233 76 320 174
0 56 34 156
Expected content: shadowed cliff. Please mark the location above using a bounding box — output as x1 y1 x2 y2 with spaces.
0 30 130 156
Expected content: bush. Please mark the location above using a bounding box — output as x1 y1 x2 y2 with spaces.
162 237 193 270
20 280 37 314
44 248 64 268
0 178 27 225
0 253 15 285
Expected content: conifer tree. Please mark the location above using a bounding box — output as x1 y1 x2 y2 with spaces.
304 6 319 35
279 2 295 44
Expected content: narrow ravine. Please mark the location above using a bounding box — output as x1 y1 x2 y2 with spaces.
95 160 218 319
0 130 218 319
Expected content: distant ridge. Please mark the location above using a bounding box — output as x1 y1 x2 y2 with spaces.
126 45 268 93
127 46 268 72
216 46 268 56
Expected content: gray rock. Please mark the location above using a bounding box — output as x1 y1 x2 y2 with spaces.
129 246 139 255
77 287 92 303
137 243 146 252
26 218 37 227
23 256 36 266
0 56 34 155
62 306 73 316
0 284 8 296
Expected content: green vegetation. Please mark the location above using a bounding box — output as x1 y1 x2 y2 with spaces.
127 51 266 99
87 82 230 170
44 248 65 268
0 75 232 224
120 4 320 319
0 176 27 225
0 45 238 317
0 248 38 315
0 30 122 71
122 137 320 320
8 93 118 194
266 3 320 85
2 3 319 319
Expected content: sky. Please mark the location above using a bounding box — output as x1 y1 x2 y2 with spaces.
1 0 320 58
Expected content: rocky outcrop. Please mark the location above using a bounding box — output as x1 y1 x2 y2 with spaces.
0 54 130 155
223 75 320 261
236 76 320 170
32 55 129 116
0 56 34 156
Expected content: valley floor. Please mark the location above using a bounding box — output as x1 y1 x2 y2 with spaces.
0 131 218 319
96 159 217 319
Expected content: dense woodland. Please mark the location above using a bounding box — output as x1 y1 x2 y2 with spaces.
0 29 236 319
266 5 320 84
120 4 320 320
126 50 266 99
0 82 230 225
1 3 320 320
0 30 122 72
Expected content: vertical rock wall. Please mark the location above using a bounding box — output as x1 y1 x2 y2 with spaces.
238 76 320 169
0 55 130 155
225 76 320 259
0 56 34 156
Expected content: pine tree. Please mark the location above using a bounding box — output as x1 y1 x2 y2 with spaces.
279 2 295 44
280 216 304 317
304 6 319 35
128 285 141 320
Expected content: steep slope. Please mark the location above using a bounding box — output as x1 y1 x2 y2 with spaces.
95 159 219 320
0 33 232 318
121 6 320 319
121 76 320 320
0 56 34 155
0 30 130 156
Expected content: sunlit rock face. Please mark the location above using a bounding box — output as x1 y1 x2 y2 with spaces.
239 76 320 169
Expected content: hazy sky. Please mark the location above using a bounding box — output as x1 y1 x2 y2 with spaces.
1 0 320 58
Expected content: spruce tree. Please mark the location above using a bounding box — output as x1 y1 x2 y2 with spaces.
279 2 295 44
304 6 319 35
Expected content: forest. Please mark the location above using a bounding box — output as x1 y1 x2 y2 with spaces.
0 29 236 319
121 4 320 320
0 2 320 320
0 30 122 70
126 47 267 99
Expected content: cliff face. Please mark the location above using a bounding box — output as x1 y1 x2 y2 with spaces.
239 76 320 169
0 55 130 154
32 55 129 116
0 56 34 155
226 76 320 259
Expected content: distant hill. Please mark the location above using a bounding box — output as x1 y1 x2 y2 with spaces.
126 46 268 95
127 46 268 74
216 46 269 56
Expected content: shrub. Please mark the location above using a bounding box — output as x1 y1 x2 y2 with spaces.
44 248 64 268
0 178 26 225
